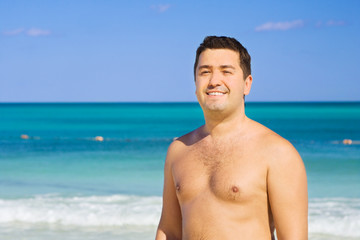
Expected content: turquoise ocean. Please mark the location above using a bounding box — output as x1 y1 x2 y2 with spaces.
0 102 359 240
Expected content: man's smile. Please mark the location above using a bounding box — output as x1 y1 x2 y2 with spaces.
206 88 228 96
207 91 226 96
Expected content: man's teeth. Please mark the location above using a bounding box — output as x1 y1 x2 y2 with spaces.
208 92 224 96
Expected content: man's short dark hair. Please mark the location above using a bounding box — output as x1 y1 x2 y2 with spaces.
194 36 251 80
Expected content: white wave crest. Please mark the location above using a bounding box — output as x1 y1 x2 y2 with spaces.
309 198 360 237
0 194 162 227
1 195 359 238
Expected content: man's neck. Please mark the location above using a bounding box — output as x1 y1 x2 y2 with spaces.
202 108 248 138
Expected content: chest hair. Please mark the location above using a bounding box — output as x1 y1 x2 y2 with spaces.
192 137 240 174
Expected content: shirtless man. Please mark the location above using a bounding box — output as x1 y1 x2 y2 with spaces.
155 36 308 240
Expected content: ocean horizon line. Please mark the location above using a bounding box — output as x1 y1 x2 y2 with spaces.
1 100 360 105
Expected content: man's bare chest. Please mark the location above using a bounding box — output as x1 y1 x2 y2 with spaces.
172 141 268 204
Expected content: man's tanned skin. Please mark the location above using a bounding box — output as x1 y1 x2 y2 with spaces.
156 36 308 240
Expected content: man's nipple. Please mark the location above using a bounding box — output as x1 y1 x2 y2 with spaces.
232 186 239 193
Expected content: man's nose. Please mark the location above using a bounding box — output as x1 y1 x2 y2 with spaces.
208 70 222 86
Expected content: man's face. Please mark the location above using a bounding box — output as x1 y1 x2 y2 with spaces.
195 48 252 114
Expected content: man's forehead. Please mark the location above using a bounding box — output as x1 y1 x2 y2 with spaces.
198 48 240 66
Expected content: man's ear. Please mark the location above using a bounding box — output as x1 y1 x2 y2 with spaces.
244 75 253 96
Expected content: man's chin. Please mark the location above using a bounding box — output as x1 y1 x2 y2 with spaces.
203 103 227 112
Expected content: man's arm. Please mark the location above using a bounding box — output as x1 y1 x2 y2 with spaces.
155 141 182 240
267 139 308 240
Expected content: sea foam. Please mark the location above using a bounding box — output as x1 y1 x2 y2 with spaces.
0 194 161 227
309 198 360 237
1 195 359 238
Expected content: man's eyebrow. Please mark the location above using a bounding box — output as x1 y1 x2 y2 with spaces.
219 65 235 69
198 65 236 69
198 65 211 70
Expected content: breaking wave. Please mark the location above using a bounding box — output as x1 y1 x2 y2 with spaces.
1 195 359 237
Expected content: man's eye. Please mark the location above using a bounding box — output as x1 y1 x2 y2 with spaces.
223 71 232 74
200 71 210 75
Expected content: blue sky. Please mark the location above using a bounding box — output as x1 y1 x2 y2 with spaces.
1 0 359 102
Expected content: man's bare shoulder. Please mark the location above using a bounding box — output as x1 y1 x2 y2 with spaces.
166 126 203 163
176 126 204 145
247 118 302 167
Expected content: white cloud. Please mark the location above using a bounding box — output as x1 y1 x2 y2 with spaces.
26 28 51 36
315 20 346 28
2 27 51 37
2 28 25 36
151 4 171 13
255 20 304 32
326 20 346 26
